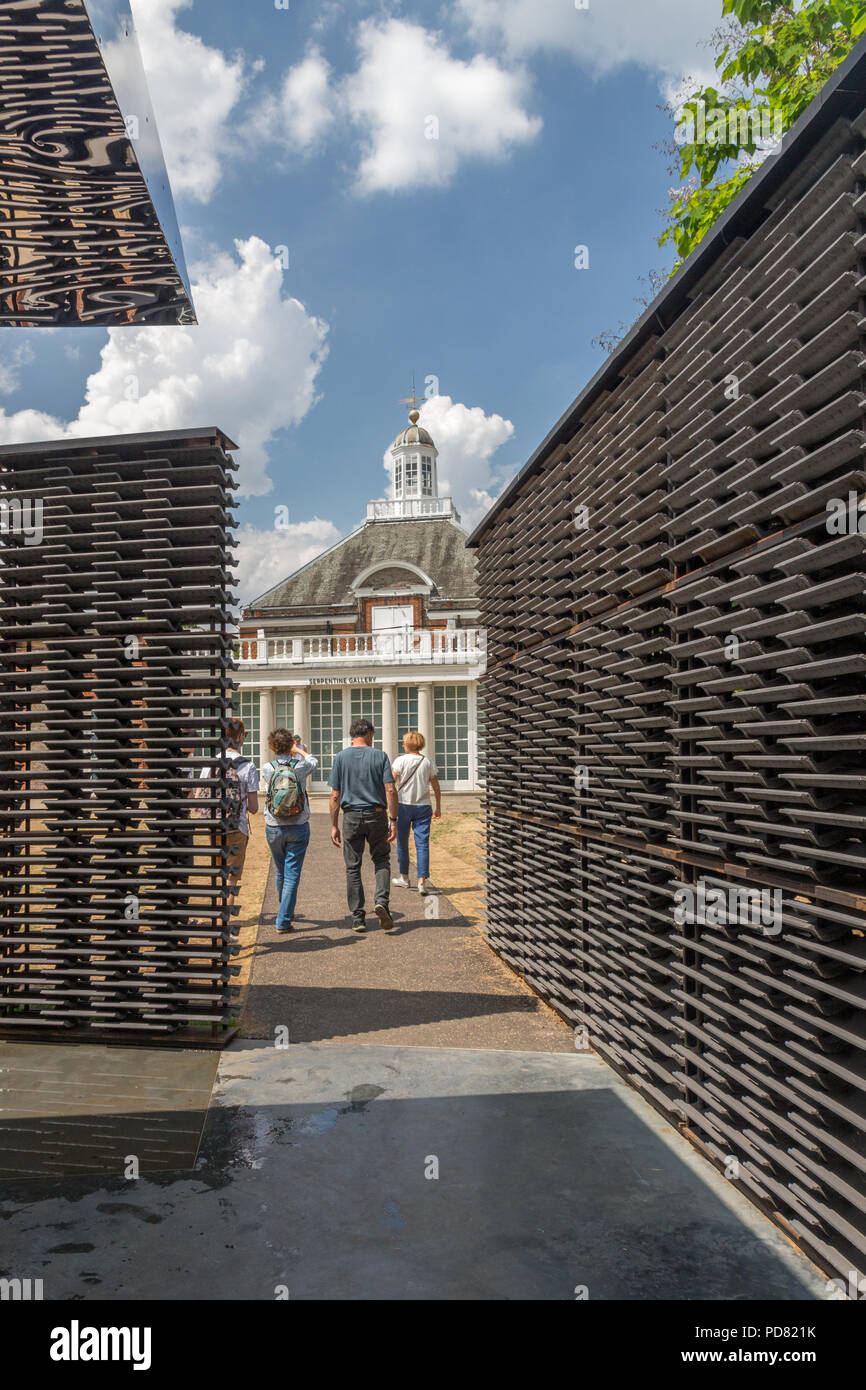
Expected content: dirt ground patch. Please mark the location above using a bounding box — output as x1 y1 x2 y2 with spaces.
410 812 486 928
225 821 272 1015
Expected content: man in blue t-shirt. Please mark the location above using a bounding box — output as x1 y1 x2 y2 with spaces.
329 718 398 934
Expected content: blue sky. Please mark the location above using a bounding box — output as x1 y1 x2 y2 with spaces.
0 0 722 602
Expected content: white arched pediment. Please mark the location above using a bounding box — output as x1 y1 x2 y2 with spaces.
350 560 435 594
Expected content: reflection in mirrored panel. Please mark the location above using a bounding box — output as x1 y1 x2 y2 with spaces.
0 0 196 327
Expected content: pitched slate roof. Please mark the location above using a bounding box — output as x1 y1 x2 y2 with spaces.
247 517 478 613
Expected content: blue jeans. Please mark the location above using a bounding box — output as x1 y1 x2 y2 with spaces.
396 804 432 879
266 822 311 930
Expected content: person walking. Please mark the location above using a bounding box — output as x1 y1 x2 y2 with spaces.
329 718 398 934
194 718 259 934
262 730 318 934
391 730 441 894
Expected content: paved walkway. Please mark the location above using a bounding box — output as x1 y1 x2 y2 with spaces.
242 815 571 1051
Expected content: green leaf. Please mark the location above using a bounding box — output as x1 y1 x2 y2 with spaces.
661 0 864 260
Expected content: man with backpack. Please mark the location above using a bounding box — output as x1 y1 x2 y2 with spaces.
262 729 318 934
194 718 259 933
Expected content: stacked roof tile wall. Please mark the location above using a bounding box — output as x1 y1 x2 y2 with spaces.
474 87 866 1281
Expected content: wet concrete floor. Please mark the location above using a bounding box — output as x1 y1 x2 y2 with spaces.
0 1041 831 1301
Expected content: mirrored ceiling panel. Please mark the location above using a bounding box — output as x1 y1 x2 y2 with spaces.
0 0 196 327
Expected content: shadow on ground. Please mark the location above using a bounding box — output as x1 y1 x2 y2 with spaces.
241 982 551 1045
0 1042 831 1301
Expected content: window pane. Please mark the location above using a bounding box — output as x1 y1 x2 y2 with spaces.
434 684 469 782
310 688 344 778
350 686 383 749
273 690 292 729
233 690 260 764
397 685 419 746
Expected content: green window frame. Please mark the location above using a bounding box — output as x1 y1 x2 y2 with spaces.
397 685 419 747
350 686 383 748
273 690 292 731
310 688 344 780
234 690 260 765
434 684 470 783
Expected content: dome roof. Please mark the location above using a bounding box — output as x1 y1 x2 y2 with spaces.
391 408 435 450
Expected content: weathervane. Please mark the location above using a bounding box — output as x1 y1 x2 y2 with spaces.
399 374 424 421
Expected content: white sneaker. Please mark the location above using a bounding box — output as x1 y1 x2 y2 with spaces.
418 878 430 895
392 875 410 888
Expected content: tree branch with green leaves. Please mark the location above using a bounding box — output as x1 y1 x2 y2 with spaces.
660 0 866 264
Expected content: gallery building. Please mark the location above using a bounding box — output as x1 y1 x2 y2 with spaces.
236 408 486 799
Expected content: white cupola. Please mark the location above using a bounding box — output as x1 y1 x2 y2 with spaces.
365 396 460 523
390 408 439 502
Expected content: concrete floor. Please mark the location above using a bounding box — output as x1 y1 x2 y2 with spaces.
0 1041 830 1300
0 820 834 1300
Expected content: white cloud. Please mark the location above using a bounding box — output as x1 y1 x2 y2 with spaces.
0 343 35 395
129 0 249 203
383 394 515 531
343 18 542 194
455 0 722 85
310 0 347 38
0 405 64 443
255 19 541 193
662 65 729 121
234 518 341 606
252 48 336 154
0 237 329 499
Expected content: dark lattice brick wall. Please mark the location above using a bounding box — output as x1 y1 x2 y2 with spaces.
474 89 866 1282
0 428 238 1043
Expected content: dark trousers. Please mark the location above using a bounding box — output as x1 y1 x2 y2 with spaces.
341 808 390 923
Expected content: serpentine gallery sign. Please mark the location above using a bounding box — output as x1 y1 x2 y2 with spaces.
308 676 387 686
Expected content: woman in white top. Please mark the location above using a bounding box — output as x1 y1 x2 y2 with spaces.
391 730 441 894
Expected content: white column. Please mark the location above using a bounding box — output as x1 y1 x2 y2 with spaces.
258 688 274 764
293 686 308 743
417 681 435 765
381 682 398 762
